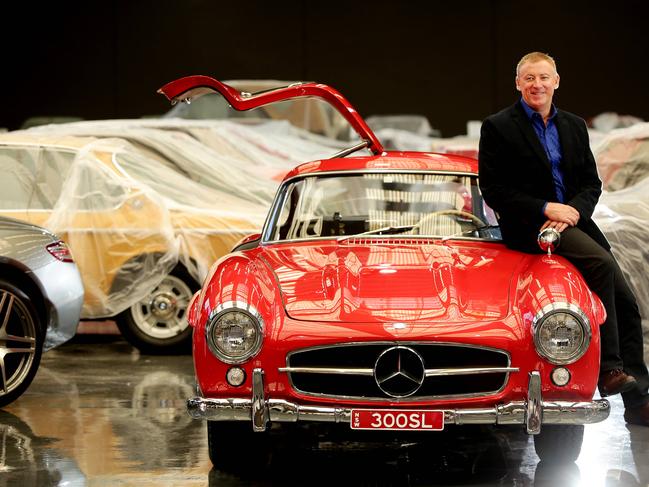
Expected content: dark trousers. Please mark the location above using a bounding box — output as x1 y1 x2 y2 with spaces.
557 227 649 408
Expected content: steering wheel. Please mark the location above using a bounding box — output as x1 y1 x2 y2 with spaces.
417 210 486 231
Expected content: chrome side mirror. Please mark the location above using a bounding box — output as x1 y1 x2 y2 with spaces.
538 228 561 256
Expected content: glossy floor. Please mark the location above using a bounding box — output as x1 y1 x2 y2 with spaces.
1 335 647 486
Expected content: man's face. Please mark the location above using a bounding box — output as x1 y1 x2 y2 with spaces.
515 60 560 113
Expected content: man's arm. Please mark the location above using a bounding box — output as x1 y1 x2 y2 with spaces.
478 118 546 218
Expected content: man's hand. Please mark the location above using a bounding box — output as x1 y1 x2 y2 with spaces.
541 220 569 232
543 202 580 227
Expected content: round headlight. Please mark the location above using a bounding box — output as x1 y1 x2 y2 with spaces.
206 304 263 364
533 304 590 365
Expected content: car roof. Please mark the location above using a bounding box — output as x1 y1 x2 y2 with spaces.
282 151 479 181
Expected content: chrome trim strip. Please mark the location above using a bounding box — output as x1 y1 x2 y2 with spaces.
282 341 514 401
526 371 542 434
278 367 375 376
278 366 519 377
425 367 519 377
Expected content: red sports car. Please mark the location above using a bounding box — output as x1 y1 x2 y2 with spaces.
159 76 610 470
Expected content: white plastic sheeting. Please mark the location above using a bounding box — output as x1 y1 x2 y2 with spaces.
4 119 352 318
592 122 649 191
0 132 285 318
594 178 649 363
590 112 644 133
28 118 350 178
366 115 439 151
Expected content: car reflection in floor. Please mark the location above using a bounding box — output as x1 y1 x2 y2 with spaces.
0 335 647 486
0 410 86 486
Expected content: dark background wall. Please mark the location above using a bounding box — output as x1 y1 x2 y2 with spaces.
3 0 648 136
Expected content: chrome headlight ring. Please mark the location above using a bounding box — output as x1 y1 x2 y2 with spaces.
205 301 264 364
532 302 591 365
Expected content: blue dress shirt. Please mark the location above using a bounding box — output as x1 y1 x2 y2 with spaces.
520 99 566 211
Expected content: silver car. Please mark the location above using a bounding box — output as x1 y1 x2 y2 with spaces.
0 216 84 407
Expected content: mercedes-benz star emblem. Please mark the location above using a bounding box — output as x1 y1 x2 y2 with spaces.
374 346 425 398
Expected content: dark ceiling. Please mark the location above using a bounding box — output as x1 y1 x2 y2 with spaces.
3 0 648 136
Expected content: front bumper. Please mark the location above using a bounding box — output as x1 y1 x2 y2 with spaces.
187 369 610 435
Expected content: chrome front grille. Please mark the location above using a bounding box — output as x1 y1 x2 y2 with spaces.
281 342 515 401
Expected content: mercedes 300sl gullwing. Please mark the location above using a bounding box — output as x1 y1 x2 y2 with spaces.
158 76 610 470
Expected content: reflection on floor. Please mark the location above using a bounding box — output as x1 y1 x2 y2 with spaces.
1 336 647 486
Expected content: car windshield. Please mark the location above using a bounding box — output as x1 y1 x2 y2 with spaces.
265 172 501 242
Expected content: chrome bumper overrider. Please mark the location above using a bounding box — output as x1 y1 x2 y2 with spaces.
187 369 610 434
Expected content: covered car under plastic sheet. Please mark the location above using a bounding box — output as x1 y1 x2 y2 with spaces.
0 133 274 352
26 118 350 185
592 122 649 191
594 177 649 363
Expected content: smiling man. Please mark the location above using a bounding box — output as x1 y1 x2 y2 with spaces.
478 51 649 426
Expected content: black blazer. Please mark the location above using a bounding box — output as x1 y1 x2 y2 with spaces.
478 102 609 253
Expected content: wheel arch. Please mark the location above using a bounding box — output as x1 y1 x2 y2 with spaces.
0 262 48 330
108 252 199 296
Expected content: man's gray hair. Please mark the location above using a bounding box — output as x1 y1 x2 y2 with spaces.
516 52 557 76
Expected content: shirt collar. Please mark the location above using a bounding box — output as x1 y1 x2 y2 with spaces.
520 98 557 121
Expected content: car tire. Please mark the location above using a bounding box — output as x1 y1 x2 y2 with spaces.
533 424 584 463
207 421 271 473
115 266 198 355
0 279 44 408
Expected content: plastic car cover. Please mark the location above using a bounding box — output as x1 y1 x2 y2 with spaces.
590 112 644 133
48 139 180 318
0 135 273 318
592 122 649 191
14 118 353 317
365 115 437 137
29 118 350 181
594 178 649 362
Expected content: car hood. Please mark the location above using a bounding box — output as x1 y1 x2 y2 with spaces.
259 240 522 323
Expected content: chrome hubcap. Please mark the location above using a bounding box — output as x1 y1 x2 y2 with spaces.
131 275 193 340
150 293 177 320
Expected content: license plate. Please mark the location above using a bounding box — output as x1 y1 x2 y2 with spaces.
350 409 444 431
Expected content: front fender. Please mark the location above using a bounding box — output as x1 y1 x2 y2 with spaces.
192 250 284 395
511 253 604 399
513 254 606 327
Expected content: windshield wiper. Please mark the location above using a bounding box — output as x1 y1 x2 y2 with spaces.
441 224 500 242
338 224 417 241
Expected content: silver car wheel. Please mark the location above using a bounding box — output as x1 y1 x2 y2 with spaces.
129 275 193 340
0 290 38 396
